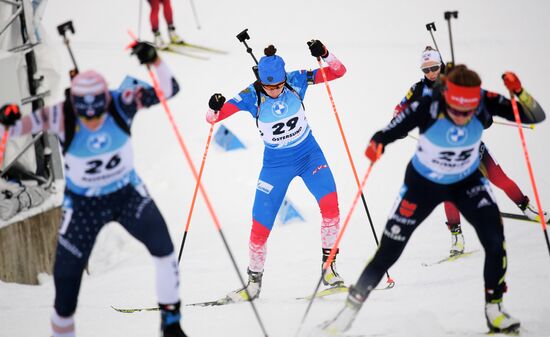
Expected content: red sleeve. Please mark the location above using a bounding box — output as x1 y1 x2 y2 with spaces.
312 53 347 84
216 102 241 122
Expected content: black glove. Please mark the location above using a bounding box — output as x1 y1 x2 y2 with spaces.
307 39 328 58
0 104 22 126
131 41 158 65
209 93 226 111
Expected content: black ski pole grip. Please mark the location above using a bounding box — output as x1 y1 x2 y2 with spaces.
444 11 458 20
426 22 436 31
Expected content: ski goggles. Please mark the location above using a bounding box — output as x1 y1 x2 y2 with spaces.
261 81 286 91
446 105 476 117
421 64 441 74
72 93 108 119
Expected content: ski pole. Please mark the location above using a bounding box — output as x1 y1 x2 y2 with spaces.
508 91 550 256
316 58 394 286
295 146 383 337
177 122 215 263
56 20 79 79
425 22 441 52
444 11 458 65
146 61 270 337
137 0 143 40
0 128 10 169
127 31 270 336
188 0 202 30
493 120 534 130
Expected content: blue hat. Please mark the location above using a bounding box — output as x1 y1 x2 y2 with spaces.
258 55 286 84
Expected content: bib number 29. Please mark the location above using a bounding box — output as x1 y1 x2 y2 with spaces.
272 117 299 135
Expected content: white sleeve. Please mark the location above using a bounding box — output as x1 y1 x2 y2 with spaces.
153 59 176 98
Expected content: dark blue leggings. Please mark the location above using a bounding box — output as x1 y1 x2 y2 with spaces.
356 164 507 302
53 184 174 316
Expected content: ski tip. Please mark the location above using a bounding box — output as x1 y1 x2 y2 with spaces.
386 278 396 288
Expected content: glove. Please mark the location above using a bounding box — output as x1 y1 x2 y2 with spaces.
307 39 329 58
0 104 22 126
131 41 158 65
502 72 522 94
209 93 226 111
365 139 384 163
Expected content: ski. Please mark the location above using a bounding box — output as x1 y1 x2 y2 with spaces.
501 212 542 224
158 46 209 60
111 305 159 313
186 297 238 307
170 41 228 54
296 285 349 300
421 250 479 267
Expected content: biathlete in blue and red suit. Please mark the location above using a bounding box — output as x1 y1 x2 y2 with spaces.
205 40 346 302
394 47 549 256
0 42 188 337
318 65 546 335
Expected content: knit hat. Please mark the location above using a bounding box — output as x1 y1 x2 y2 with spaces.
70 70 110 119
258 45 286 85
420 49 442 67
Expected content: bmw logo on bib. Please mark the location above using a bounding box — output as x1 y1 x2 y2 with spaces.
447 126 467 145
271 101 288 117
87 132 112 153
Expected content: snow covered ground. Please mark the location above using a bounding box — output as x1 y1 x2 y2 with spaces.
1 0 550 336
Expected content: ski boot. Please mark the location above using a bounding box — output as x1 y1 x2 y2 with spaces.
448 222 465 256
159 302 188 337
485 302 520 334
322 248 345 287
519 196 549 223
168 25 184 44
225 269 262 302
316 285 365 335
153 30 167 49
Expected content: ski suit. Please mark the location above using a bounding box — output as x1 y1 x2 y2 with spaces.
356 87 545 303
395 78 525 226
4 60 181 317
213 53 346 272
148 0 174 32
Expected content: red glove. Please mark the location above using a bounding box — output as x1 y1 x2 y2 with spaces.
365 140 384 162
502 72 522 94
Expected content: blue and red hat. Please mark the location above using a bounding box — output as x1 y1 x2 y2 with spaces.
258 55 286 85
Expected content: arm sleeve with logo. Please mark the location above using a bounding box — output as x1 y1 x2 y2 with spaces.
483 89 545 124
374 98 433 146
0 103 66 141
214 84 259 122
394 82 423 116
118 59 181 120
